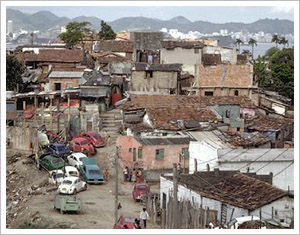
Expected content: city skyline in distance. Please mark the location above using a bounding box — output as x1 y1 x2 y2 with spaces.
8 6 294 24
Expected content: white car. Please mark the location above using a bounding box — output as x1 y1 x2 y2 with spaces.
227 216 266 229
58 176 87 195
64 166 79 177
48 170 64 185
67 153 88 168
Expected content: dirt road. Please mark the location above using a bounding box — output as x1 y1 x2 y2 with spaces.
6 145 160 229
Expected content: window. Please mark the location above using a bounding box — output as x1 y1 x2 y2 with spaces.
225 110 231 118
155 149 164 159
54 83 61 91
234 90 239 96
194 48 199 54
138 148 142 159
181 148 189 158
133 148 136 162
129 148 132 152
204 91 214 96
145 71 153 79
237 127 240 132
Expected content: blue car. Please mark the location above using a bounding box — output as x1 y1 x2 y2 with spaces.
79 158 104 184
45 143 71 158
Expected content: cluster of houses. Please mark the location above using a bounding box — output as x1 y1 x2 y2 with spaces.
7 31 294 228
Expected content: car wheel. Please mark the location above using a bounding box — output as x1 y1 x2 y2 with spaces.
60 209 64 214
73 189 77 195
83 184 87 191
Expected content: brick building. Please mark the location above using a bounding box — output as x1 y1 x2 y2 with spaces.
48 71 84 91
196 63 256 97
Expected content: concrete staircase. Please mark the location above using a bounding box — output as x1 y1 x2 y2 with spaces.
99 108 123 145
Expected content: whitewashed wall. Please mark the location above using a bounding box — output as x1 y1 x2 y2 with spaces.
189 141 219 174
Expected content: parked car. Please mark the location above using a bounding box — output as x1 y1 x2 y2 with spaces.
69 137 96 156
132 183 150 201
64 166 79 177
78 158 104 184
80 131 105 148
67 152 88 169
113 214 137 229
45 143 72 158
58 176 87 195
54 194 82 214
227 216 267 229
37 154 65 172
48 169 65 185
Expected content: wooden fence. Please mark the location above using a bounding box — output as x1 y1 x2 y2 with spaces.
145 193 218 229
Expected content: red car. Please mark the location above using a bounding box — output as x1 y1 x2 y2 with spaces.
113 215 136 229
132 183 150 201
69 137 96 156
81 131 105 148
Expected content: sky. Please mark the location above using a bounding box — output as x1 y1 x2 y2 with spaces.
8 6 294 23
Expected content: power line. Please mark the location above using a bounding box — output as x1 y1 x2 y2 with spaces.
237 148 273 171
273 162 294 177
255 149 289 173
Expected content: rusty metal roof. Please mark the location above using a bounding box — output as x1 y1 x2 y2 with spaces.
136 136 192 145
246 116 294 131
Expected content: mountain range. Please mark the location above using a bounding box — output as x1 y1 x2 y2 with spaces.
7 9 294 35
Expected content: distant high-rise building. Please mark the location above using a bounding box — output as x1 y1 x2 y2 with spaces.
7 20 13 34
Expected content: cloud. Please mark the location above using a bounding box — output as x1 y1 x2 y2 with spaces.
271 6 294 13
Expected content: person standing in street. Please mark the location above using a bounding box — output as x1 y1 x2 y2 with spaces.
139 207 149 229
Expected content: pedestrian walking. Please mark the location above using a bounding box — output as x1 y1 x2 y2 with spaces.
123 166 129 182
139 207 149 229
132 169 137 183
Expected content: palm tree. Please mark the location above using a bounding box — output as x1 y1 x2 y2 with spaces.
279 36 289 48
272 34 280 48
234 38 243 52
248 38 257 59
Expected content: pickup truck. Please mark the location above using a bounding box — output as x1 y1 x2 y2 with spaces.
78 158 104 184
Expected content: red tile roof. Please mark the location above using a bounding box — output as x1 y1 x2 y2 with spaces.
16 49 83 63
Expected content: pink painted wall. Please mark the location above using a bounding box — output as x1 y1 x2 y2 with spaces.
117 136 189 170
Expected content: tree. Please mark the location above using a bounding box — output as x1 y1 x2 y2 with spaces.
272 34 280 48
279 36 289 48
234 38 243 52
6 54 25 91
99 20 116 40
58 21 91 48
265 47 280 59
248 38 257 59
253 57 271 88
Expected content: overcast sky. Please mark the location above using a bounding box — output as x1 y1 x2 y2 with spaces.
8 6 294 23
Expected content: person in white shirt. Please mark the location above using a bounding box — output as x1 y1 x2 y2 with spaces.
139 207 149 228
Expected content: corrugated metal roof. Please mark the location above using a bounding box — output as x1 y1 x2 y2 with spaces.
218 148 294 162
49 71 84 78
136 136 192 145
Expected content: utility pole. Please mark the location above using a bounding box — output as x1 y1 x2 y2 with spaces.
114 146 119 225
173 163 178 229
57 96 60 133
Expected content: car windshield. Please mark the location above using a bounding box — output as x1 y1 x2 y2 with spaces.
88 169 101 175
57 145 66 151
93 133 101 139
124 217 135 223
62 180 72 185
137 185 148 190
52 158 64 164
56 173 64 178
79 157 84 161
68 171 77 176
80 140 89 145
